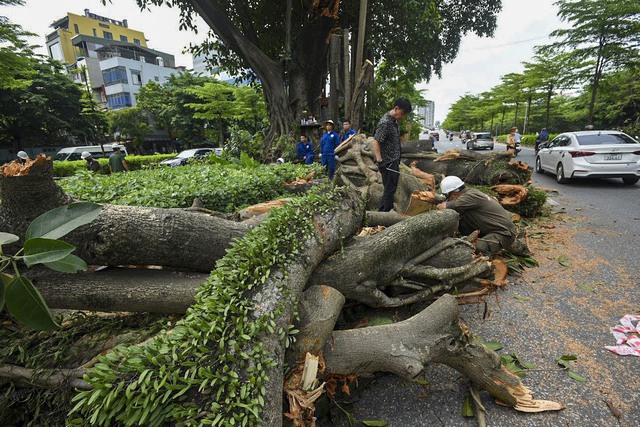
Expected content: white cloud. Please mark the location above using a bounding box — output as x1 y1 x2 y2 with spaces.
419 0 567 123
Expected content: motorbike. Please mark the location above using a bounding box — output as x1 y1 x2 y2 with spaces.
449 134 454 142
514 142 522 155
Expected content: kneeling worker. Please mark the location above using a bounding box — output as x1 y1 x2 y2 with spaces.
81 151 101 173
436 176 517 256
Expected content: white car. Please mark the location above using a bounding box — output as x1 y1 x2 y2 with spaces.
159 148 217 167
535 130 640 185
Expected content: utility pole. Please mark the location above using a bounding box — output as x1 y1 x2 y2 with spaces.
343 29 351 114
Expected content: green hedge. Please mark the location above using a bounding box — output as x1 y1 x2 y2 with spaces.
59 162 325 212
53 154 177 177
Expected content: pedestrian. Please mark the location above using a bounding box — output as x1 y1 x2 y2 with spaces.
173 137 181 153
108 146 129 173
514 128 522 145
320 119 340 180
506 127 517 153
436 175 517 256
16 151 29 164
81 151 101 173
341 119 357 143
296 135 315 165
371 97 413 212
535 127 549 152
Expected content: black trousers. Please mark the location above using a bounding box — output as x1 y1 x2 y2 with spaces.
378 159 400 212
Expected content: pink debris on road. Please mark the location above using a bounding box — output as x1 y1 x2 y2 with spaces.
605 315 640 356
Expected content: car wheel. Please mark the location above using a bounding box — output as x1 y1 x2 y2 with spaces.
466 143 472 150
622 176 639 185
535 157 544 174
556 163 568 184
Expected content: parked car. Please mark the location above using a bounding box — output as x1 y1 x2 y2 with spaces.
159 148 217 166
466 132 494 150
535 130 640 185
54 144 128 161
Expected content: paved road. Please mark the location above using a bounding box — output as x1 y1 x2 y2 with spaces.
319 132 640 426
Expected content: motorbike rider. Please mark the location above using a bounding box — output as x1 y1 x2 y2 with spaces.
535 128 549 152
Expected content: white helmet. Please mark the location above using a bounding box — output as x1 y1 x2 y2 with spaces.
81 151 92 159
276 157 285 164
440 176 465 195
17 151 28 160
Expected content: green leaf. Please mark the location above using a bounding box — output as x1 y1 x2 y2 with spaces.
556 255 570 267
0 273 10 311
414 379 430 386
461 396 474 417
0 232 19 246
514 295 530 301
4 276 60 330
44 254 87 273
519 360 536 370
567 371 587 382
362 421 388 426
576 283 596 293
484 340 504 351
367 317 394 327
23 238 75 267
25 202 102 240
559 354 578 361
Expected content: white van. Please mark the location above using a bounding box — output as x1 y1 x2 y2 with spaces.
54 144 128 161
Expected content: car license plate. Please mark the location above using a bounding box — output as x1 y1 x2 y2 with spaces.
604 153 622 160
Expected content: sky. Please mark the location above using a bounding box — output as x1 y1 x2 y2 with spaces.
3 0 566 122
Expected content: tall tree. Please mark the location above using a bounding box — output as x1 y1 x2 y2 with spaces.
540 0 640 125
131 0 502 157
107 107 151 152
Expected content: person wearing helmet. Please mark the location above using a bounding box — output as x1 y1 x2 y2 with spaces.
372 98 413 212
81 151 101 173
320 119 339 180
437 175 517 256
16 151 29 164
108 146 129 173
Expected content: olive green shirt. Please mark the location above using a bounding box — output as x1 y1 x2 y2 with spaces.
446 188 517 238
108 152 126 173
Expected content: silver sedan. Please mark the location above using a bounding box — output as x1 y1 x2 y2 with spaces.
535 130 640 185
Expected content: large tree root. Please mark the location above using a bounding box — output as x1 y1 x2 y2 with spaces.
322 294 564 412
308 209 491 307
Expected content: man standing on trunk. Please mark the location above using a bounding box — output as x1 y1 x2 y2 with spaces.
372 98 412 212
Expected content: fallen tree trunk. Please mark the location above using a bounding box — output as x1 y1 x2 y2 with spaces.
28 267 207 313
307 209 491 307
322 294 564 412
0 156 253 272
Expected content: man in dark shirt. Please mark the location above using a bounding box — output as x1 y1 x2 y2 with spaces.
436 175 517 255
372 98 412 212
81 151 101 173
341 119 357 143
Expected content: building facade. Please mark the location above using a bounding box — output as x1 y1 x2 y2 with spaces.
416 101 436 129
46 9 180 110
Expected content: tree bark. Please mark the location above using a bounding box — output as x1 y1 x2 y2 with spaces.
347 60 374 131
0 157 253 272
29 268 207 313
307 209 491 307
322 294 564 412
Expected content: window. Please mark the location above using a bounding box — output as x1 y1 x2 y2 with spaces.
102 66 128 85
73 23 79 34
133 38 140 45
93 28 97 37
99 23 110 28
48 42 63 61
107 92 132 109
120 35 128 42
131 71 142 85
103 31 113 40
577 133 638 146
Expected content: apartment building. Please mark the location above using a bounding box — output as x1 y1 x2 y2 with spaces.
416 101 436 129
46 9 181 110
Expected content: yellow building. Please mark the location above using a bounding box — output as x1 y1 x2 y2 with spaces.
46 8 147 64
